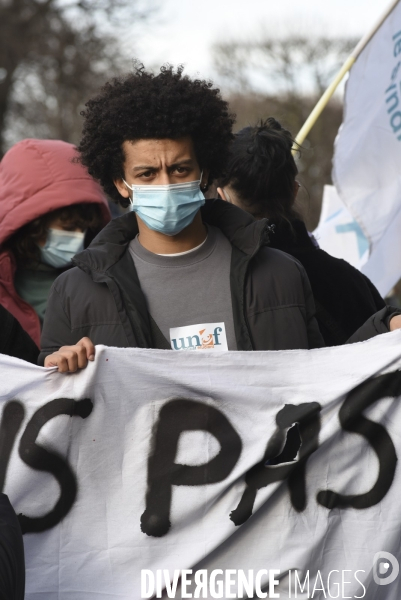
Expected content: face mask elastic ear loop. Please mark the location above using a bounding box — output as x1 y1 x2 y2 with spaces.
199 170 207 191
122 178 134 206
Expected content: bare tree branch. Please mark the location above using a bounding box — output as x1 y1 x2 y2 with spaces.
212 31 358 229
0 0 156 154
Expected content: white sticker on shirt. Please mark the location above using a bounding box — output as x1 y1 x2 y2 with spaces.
169 322 228 351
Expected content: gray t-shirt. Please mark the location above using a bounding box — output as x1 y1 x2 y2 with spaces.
128 226 237 351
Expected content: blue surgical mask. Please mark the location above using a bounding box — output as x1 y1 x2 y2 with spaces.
40 228 86 269
123 175 206 236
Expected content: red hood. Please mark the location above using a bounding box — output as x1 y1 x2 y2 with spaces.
0 138 111 245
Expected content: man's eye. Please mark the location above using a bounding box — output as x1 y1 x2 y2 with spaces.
175 167 189 174
140 171 154 178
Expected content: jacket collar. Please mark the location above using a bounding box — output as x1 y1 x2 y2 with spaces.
73 199 272 276
269 219 315 252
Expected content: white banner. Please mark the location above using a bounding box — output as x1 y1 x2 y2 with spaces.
332 2 401 290
3 338 401 599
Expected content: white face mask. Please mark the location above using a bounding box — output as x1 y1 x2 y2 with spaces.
40 228 86 269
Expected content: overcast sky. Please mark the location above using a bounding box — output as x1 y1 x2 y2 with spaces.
125 0 388 86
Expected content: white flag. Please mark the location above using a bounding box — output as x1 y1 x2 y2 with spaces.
332 2 401 294
314 185 369 270
3 340 401 598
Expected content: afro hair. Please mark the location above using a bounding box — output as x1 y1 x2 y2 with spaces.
78 63 236 206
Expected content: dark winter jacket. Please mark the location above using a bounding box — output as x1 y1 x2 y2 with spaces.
269 220 386 346
0 494 25 600
39 200 325 363
0 304 39 364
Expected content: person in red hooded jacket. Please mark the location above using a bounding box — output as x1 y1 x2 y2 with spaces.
0 139 110 349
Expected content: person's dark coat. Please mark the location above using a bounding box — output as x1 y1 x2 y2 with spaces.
38 200 325 363
0 305 39 364
0 494 25 600
269 219 387 346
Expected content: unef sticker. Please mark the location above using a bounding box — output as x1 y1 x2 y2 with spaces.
169 322 228 351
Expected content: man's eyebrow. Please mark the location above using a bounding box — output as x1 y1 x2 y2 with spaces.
131 165 158 172
131 159 194 173
168 159 194 168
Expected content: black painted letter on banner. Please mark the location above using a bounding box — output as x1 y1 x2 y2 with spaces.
141 398 242 537
230 402 321 526
18 397 93 534
317 370 401 510
0 401 25 491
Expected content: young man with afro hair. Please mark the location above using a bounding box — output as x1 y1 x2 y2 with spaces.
40 64 326 370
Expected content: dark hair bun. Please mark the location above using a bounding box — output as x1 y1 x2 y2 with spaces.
219 118 300 223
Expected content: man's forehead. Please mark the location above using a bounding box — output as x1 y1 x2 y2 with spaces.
122 137 196 164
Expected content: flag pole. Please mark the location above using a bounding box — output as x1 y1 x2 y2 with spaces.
292 0 401 154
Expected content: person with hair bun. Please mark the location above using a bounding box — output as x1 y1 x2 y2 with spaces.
217 118 387 346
